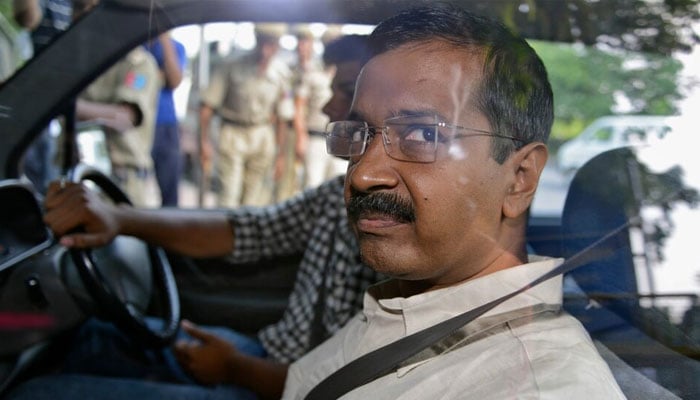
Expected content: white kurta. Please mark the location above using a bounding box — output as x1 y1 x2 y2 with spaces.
283 256 626 400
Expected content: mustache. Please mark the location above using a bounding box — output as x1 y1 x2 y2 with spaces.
347 192 416 223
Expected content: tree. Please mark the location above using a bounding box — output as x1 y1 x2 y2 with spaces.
340 0 699 55
531 40 684 139
483 0 700 55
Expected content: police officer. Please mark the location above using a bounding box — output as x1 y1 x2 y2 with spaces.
76 47 161 206
292 28 346 190
199 23 291 207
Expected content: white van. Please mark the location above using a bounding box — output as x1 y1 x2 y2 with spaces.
556 115 677 173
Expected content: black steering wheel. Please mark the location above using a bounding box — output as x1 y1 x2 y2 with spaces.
67 165 180 347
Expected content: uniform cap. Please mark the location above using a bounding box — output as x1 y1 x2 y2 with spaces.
293 24 315 40
255 23 288 42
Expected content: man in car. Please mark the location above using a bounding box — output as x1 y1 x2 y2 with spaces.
8 5 626 399
282 5 625 398
5 34 377 400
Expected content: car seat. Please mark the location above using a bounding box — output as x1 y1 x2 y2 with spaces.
560 146 700 399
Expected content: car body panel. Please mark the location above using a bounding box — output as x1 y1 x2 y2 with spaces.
556 115 678 173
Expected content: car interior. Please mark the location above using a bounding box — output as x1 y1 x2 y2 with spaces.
0 0 699 398
560 144 700 398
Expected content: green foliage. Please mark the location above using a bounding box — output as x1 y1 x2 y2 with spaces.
530 40 684 140
0 1 16 28
620 53 684 115
551 119 587 141
493 0 700 55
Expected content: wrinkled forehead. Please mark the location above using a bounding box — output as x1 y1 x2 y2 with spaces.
352 41 486 124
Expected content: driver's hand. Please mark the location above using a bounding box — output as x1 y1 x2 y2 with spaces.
173 320 239 385
43 180 121 248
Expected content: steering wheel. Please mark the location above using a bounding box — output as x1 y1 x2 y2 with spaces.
66 164 180 347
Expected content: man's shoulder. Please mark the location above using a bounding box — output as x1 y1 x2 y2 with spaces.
267 58 293 84
111 49 160 94
125 47 158 68
513 312 625 397
298 66 331 89
508 309 610 371
106 48 158 82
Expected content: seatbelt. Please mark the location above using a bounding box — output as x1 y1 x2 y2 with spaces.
304 219 634 400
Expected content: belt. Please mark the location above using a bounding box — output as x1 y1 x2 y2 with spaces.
112 165 150 180
221 116 265 127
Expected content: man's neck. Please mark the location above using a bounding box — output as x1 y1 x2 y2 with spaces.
395 250 529 298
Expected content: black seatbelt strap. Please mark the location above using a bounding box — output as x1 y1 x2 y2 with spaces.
304 220 633 400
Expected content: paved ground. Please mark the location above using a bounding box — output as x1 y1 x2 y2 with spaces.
137 175 217 209
176 179 217 208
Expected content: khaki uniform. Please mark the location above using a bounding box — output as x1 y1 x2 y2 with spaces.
81 47 160 206
296 61 346 189
202 53 290 207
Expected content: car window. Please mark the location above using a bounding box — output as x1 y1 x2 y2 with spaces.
1 1 699 398
622 127 647 143
591 126 614 142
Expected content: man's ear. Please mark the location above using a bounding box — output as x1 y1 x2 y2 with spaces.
503 142 548 219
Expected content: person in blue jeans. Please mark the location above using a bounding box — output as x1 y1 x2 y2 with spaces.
53 318 264 399
146 32 187 206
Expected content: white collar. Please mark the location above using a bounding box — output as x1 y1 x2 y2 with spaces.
363 255 565 336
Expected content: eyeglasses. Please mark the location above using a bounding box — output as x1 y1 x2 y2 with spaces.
325 114 523 163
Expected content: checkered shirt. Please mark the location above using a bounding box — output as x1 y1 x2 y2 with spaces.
226 176 384 363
